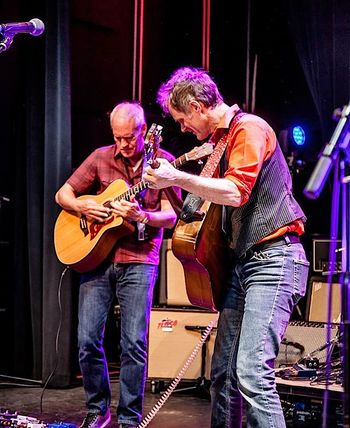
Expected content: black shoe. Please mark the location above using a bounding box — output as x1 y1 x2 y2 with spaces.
79 409 111 428
119 424 137 428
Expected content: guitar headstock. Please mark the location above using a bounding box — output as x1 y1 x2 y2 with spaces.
185 142 214 162
144 123 163 166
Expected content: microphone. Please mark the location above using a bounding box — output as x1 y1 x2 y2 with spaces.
303 101 350 199
0 18 45 37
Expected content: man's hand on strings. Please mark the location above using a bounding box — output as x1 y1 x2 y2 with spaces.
110 196 145 222
76 198 112 222
144 158 179 189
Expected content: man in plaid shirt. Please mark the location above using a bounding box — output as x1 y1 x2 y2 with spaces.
56 101 178 428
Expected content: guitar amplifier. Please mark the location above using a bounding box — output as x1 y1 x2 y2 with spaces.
312 239 342 273
276 320 339 368
306 276 341 323
159 239 193 307
147 308 218 380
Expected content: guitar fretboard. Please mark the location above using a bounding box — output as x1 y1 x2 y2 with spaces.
103 154 189 207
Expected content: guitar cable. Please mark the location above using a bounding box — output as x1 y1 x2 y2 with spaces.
39 266 70 413
137 320 215 428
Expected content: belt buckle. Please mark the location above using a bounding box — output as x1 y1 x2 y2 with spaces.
284 234 291 245
284 233 299 245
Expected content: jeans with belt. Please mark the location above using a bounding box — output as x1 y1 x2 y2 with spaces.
78 262 158 426
210 236 310 428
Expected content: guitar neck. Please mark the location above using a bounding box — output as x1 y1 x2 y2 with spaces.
172 153 189 169
115 154 190 202
116 180 149 202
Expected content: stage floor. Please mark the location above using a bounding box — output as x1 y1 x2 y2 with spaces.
0 380 211 428
0 377 344 427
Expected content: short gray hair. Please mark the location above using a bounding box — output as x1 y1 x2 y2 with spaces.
157 67 223 114
110 101 146 129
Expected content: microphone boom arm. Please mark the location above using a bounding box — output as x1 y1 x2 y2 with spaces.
304 101 350 199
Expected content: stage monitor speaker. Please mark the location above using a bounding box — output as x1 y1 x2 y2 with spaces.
307 277 341 323
159 239 193 307
147 308 218 380
276 320 339 368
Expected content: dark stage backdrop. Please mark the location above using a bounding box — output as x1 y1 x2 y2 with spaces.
0 0 349 386
0 0 73 386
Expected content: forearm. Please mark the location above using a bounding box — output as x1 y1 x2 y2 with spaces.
144 159 242 207
174 170 242 207
55 183 110 222
139 209 177 229
55 184 81 212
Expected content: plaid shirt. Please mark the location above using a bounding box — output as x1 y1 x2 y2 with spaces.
67 143 177 265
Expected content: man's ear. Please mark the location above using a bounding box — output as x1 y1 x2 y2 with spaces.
141 122 147 136
189 100 202 113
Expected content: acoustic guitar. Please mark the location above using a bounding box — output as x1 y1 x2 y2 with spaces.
54 133 213 273
172 201 228 312
172 112 249 311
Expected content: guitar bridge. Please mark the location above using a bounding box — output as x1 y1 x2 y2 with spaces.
80 215 89 236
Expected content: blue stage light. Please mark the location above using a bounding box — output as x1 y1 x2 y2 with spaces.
292 126 306 146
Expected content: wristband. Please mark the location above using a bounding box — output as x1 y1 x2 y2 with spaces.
139 212 149 224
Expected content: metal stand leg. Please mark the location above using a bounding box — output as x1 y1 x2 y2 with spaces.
173 327 211 397
340 166 350 427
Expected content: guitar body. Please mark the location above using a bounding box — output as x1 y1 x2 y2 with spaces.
54 179 135 272
172 202 229 312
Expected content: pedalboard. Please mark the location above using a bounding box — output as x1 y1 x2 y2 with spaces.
0 412 76 428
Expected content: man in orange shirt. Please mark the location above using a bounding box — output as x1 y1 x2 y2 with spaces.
144 67 310 428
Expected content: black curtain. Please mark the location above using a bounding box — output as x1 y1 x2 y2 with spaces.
41 0 74 387
0 0 74 386
1 0 48 381
286 0 350 143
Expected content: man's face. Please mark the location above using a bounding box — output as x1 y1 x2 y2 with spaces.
111 116 145 161
169 103 211 141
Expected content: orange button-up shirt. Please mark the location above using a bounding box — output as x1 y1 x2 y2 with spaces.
217 105 304 241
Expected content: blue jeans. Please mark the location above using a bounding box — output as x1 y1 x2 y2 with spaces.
78 262 158 425
210 242 309 428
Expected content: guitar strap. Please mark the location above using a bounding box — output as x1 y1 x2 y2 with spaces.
164 187 184 217
137 148 152 240
180 110 245 222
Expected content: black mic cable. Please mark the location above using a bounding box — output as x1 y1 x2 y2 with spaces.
39 266 70 414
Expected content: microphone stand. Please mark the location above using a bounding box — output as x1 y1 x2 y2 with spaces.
304 103 350 428
0 195 10 207
0 34 14 53
0 195 10 243
339 159 350 428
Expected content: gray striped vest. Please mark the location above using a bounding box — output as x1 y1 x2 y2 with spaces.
226 142 306 258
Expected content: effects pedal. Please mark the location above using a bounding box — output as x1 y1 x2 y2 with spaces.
302 356 320 369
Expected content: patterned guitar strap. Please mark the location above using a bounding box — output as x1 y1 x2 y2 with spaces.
180 110 245 222
137 140 156 241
